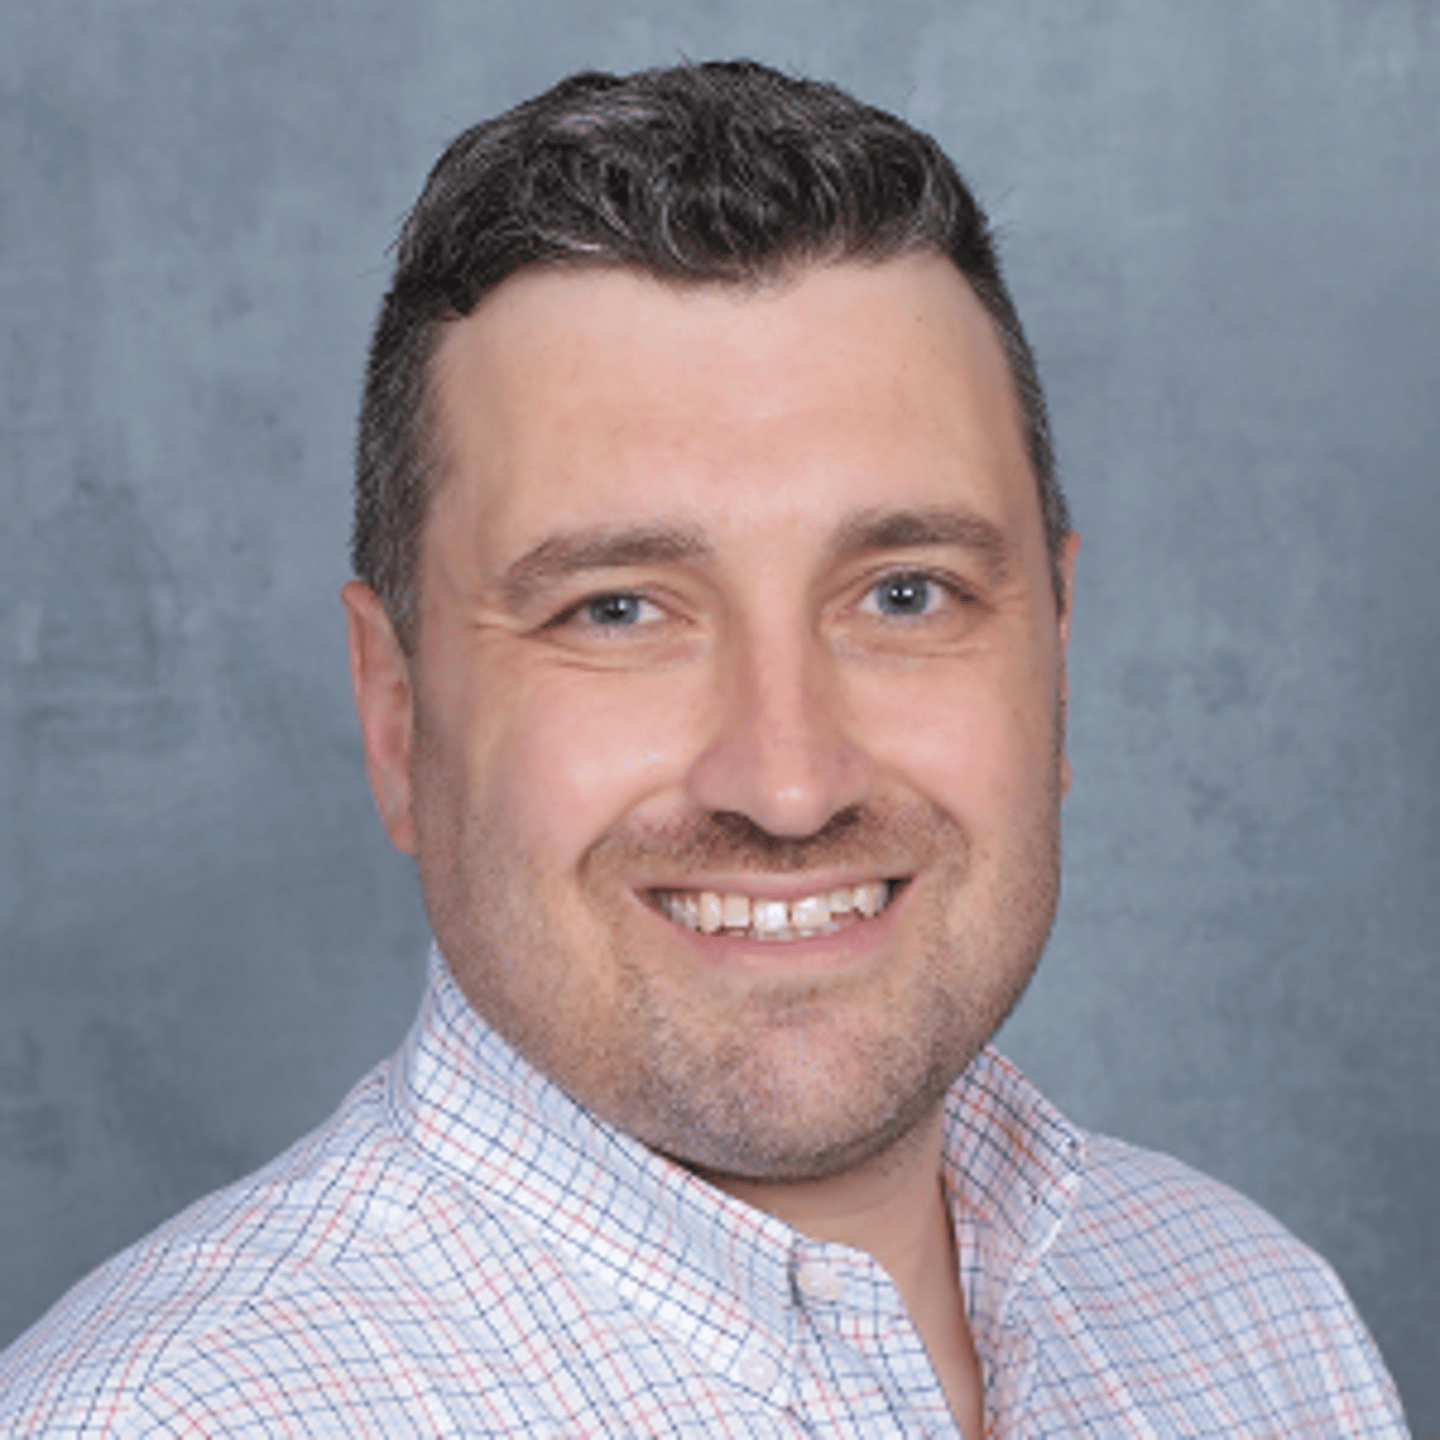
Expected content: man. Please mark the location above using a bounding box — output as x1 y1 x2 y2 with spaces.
0 61 1407 1436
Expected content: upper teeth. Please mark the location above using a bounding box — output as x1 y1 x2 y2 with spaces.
656 881 892 939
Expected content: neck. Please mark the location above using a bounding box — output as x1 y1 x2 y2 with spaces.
695 1112 951 1294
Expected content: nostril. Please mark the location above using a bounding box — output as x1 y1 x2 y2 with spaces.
685 734 876 840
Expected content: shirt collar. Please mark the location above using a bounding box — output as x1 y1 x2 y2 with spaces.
943 1049 1087 1351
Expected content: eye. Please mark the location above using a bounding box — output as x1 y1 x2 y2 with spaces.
866 572 941 618
537 585 697 665
576 592 659 628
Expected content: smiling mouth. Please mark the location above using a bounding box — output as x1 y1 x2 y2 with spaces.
651 880 903 941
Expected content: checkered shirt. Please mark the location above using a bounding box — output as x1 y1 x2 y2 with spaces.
0 947 1408 1436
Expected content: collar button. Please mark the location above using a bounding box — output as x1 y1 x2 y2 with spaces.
796 1260 844 1302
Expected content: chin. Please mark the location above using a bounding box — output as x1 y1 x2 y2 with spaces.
619 1001 973 1184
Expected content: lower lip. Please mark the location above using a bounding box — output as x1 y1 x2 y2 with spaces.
644 885 908 974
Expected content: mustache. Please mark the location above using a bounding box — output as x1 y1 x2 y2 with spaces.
584 800 962 876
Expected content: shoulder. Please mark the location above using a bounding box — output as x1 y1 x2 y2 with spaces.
952 1054 1404 1432
1070 1130 1321 1263
0 1053 628 1437
1030 1133 1407 1433
0 1063 441 1436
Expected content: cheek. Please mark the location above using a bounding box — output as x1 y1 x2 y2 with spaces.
851 660 1060 819
469 668 705 866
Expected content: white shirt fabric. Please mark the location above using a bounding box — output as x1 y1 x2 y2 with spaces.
0 947 1409 1436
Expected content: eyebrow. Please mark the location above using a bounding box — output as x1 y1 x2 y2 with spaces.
501 525 712 611
828 505 1014 582
498 505 1012 611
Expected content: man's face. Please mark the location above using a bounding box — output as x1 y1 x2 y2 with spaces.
349 253 1076 1182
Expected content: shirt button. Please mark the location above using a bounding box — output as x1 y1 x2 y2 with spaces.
796 1261 844 1302
737 1352 779 1390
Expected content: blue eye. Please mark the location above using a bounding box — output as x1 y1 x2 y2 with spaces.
584 594 645 626
872 573 934 616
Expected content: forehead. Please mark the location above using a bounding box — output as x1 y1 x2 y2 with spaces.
426 254 1041 570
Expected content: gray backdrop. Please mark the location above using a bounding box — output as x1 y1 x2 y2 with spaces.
2 0 1435 1428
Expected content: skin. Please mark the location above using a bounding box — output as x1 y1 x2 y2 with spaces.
344 253 1077 1436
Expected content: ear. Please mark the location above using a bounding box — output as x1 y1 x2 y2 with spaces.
341 581 419 855
1056 532 1080 799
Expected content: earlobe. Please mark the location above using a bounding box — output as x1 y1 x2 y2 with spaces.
341 581 419 855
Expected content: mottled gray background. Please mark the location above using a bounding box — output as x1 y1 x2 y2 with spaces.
1 0 1435 1427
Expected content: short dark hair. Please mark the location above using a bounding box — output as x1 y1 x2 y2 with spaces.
353 60 1070 648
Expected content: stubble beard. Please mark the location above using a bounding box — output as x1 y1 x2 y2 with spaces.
428 783 1062 1187
605 811 1059 1182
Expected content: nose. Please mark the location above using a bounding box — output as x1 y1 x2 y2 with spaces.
684 615 876 838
